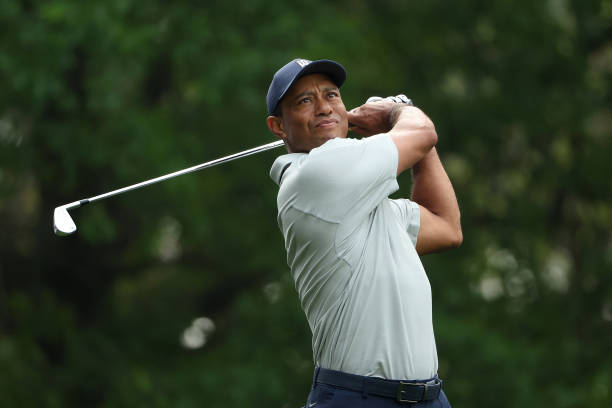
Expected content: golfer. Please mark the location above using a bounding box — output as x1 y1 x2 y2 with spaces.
266 59 461 407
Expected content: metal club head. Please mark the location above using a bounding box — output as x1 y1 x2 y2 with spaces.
53 204 78 236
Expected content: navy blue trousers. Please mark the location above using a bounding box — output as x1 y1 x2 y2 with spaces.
305 369 452 408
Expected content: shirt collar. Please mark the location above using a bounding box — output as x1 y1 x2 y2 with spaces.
270 153 305 186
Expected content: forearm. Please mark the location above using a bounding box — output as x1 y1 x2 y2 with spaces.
388 106 438 175
411 148 462 237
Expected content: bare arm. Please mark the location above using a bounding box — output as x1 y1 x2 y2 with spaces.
348 100 461 254
412 148 462 254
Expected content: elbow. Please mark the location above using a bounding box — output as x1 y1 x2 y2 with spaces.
414 127 437 161
420 122 437 152
450 227 463 248
416 221 462 255
428 127 438 150
441 217 462 249
423 112 438 148
415 116 438 152
448 221 463 248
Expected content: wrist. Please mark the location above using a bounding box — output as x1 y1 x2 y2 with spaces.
388 105 405 129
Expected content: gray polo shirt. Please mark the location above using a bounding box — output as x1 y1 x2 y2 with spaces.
270 133 437 380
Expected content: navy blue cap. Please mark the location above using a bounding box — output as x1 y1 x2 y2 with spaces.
266 59 347 116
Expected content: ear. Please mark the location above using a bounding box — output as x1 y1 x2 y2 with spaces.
266 116 286 140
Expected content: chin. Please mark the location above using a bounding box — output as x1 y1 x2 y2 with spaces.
321 129 346 139
320 134 339 143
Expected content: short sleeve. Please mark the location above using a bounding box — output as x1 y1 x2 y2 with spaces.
389 199 421 246
290 134 399 223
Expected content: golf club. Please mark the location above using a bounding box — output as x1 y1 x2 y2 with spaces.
53 140 285 236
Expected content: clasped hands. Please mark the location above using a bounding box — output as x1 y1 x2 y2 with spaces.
347 94 414 136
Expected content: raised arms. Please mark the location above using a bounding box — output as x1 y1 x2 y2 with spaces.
347 100 462 254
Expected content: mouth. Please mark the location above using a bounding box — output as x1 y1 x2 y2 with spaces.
315 119 339 128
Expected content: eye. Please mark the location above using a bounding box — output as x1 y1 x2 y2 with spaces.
327 91 339 99
298 97 311 104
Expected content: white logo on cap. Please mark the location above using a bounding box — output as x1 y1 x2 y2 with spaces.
295 59 311 68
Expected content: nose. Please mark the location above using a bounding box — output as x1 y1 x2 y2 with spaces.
315 96 332 116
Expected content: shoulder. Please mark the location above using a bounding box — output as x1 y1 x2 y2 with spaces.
270 153 306 186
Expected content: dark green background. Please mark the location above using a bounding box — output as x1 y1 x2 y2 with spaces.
1 0 611 406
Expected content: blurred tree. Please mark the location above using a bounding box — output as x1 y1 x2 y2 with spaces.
0 0 610 407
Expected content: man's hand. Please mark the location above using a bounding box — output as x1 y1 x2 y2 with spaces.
347 101 401 136
347 94 413 136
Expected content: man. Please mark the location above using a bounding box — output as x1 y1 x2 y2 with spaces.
266 58 461 407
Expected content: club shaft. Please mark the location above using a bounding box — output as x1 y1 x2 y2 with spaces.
82 140 284 205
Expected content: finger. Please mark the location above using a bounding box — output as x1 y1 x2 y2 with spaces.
347 107 366 118
346 112 360 126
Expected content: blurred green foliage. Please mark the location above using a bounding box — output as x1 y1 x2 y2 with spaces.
1 0 611 407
